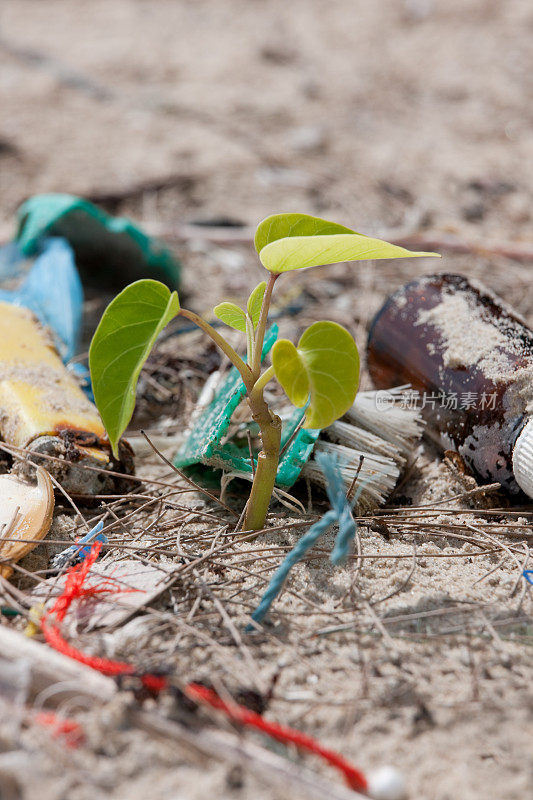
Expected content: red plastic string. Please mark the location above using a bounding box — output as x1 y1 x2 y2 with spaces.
41 541 145 678
33 711 85 749
40 543 368 793
185 683 368 793
41 620 136 677
140 673 169 693
48 541 106 623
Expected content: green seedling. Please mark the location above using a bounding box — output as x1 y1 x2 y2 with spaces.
89 212 438 531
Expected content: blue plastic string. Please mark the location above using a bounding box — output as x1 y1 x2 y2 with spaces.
249 452 368 627
249 509 338 627
330 505 357 566
52 520 107 569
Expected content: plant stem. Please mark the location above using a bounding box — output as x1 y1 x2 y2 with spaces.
245 274 280 530
179 308 253 390
251 273 278 379
251 365 275 397
183 278 281 531
245 315 254 366
243 391 282 532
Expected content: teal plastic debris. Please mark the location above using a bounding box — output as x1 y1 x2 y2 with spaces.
174 326 321 488
0 238 82 362
15 194 181 290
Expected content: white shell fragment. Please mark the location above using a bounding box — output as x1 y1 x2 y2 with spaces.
0 466 55 578
512 417 533 499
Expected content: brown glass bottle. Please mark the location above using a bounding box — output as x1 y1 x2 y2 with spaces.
367 274 533 497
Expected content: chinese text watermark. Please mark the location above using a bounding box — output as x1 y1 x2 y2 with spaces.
374 389 498 412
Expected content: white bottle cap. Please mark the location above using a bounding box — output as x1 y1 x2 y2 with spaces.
512 418 533 498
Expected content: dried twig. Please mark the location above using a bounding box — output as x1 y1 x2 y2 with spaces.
140 430 239 518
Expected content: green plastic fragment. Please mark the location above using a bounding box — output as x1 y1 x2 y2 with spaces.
15 194 180 290
174 325 321 488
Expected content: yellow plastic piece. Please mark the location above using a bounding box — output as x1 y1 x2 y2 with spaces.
0 302 105 448
24 602 45 637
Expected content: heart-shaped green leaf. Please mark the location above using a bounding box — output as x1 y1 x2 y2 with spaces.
255 213 357 254
213 302 247 332
271 339 310 407
213 303 246 333
259 232 440 274
89 279 180 457
246 281 267 329
272 321 359 429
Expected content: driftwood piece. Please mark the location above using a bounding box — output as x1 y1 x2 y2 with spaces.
390 231 533 265
0 625 116 704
